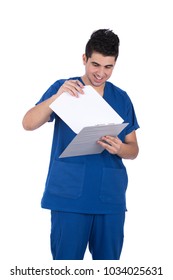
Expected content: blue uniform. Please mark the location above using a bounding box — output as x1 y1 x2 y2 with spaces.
36 77 139 259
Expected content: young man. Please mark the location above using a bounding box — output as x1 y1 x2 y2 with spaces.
22 29 139 260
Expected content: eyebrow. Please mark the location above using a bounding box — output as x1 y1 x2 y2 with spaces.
91 61 114 67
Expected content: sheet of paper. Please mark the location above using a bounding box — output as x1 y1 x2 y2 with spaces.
50 85 123 134
59 123 128 158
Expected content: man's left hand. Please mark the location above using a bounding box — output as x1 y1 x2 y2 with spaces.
97 136 122 155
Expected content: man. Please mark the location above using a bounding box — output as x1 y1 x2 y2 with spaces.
22 29 139 260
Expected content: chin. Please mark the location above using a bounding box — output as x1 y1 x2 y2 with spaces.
92 82 103 87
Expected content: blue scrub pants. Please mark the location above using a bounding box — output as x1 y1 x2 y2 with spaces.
51 211 125 260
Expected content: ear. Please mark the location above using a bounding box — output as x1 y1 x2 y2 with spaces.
82 54 87 65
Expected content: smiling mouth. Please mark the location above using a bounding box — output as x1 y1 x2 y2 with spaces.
94 75 103 81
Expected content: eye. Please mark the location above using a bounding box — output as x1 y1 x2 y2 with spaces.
92 62 99 67
105 65 113 69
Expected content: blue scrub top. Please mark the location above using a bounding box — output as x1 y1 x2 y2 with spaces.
36 77 139 214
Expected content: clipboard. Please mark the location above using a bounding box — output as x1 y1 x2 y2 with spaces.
59 123 128 158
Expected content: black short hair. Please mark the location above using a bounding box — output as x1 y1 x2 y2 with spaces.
85 29 120 60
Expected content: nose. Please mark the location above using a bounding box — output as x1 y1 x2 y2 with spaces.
96 67 105 77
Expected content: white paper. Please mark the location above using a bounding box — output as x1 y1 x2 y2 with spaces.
50 85 123 134
59 123 128 158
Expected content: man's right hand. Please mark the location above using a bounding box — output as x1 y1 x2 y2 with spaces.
56 79 84 98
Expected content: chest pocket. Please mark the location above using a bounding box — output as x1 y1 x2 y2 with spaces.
47 160 85 199
100 167 128 204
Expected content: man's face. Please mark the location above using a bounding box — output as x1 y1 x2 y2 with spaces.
83 52 116 88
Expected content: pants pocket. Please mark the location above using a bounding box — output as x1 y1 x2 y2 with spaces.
47 161 85 199
100 167 128 204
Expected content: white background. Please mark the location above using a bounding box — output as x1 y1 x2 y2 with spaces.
1 0 173 278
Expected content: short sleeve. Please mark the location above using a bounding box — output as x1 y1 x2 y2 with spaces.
36 80 65 122
125 96 140 135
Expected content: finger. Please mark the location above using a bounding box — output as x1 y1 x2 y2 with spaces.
97 139 112 148
104 135 118 142
75 80 84 89
100 136 114 146
97 140 115 154
61 84 79 97
65 80 84 96
73 80 85 95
